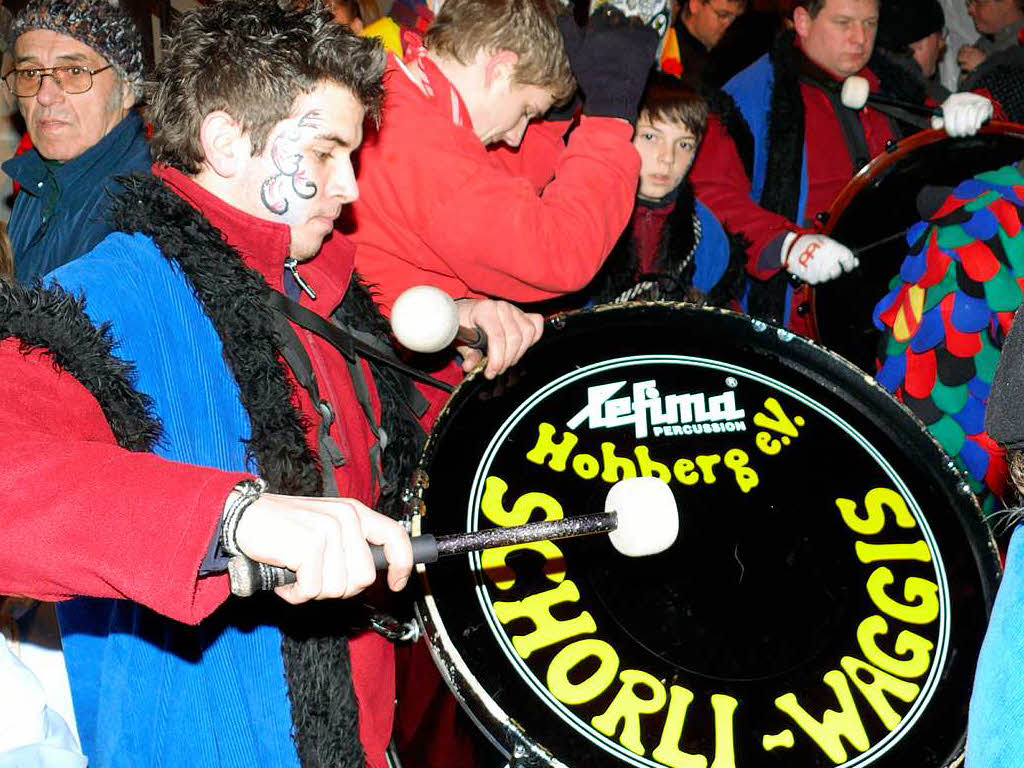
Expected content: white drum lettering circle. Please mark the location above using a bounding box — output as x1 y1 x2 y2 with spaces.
409 304 999 768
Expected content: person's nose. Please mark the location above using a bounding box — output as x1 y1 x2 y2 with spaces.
34 74 65 107
329 159 359 205
504 117 528 148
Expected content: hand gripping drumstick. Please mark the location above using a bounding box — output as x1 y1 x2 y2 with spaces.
390 285 488 353
228 476 679 597
840 76 941 118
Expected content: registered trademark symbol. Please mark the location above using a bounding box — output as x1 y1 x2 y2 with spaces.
726 377 738 388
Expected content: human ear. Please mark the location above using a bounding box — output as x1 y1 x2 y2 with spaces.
199 111 248 178
120 80 136 112
792 7 811 38
483 49 520 90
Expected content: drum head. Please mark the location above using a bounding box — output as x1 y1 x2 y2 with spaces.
413 304 999 768
812 124 1024 371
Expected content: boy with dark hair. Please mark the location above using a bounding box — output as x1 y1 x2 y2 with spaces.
582 73 736 306
0 0 540 765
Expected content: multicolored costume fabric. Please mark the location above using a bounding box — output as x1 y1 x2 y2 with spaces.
873 162 1024 513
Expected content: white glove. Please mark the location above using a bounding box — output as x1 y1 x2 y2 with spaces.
932 92 994 138
781 233 859 285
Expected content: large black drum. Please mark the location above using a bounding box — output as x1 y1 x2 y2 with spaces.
409 304 999 768
811 123 1024 372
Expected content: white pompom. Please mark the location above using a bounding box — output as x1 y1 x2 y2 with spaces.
606 477 679 557
840 76 870 110
391 285 460 353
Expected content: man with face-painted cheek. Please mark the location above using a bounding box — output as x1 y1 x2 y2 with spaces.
0 1 544 765
2 0 152 283
689 0 994 336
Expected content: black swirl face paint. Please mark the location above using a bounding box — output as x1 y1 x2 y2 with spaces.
260 109 325 216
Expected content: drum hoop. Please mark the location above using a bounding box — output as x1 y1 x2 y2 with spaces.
823 121 1024 233
810 121 1024 352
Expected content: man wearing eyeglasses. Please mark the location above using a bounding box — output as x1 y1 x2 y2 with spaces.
673 0 747 85
2 0 150 283
959 0 1024 76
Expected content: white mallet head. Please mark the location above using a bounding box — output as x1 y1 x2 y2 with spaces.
841 76 870 110
391 285 460 353
606 477 679 557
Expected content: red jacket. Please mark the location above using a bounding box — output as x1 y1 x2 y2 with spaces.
691 67 896 280
350 44 641 313
0 167 398 766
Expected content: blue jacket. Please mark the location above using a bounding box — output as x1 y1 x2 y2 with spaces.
724 54 811 229
723 54 809 328
48 232 300 768
4 112 152 283
693 200 731 294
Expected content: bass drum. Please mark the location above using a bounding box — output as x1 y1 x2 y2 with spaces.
409 304 999 768
810 122 1024 372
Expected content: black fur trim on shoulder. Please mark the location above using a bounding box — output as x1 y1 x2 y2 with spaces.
581 184 748 306
702 85 755 180
706 229 751 309
761 29 803 222
109 173 321 498
746 29 803 323
108 173 363 768
657 182 699 278
0 279 160 452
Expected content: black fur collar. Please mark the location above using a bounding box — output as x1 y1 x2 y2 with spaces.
108 172 380 768
0 279 160 452
588 183 700 303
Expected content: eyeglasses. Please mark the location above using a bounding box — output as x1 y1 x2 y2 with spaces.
2 64 113 98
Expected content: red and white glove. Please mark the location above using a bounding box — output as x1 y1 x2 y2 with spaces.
932 92 994 138
781 233 859 285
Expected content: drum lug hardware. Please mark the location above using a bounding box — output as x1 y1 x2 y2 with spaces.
404 496 426 520
796 301 811 317
788 273 805 287
411 468 430 491
815 211 830 226
508 730 557 767
368 610 421 643
885 138 898 154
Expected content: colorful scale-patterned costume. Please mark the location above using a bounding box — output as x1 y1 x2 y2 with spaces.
874 162 1024 514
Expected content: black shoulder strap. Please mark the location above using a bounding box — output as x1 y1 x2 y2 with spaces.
798 75 873 172
265 290 453 395
265 289 450 497
268 308 346 496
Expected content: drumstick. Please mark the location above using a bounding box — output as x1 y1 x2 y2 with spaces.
840 76 940 118
228 476 679 597
390 285 488 353
851 230 909 257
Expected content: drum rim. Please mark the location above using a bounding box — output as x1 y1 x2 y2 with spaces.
810 122 1024 358
824 121 1024 227
408 303 1002 768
